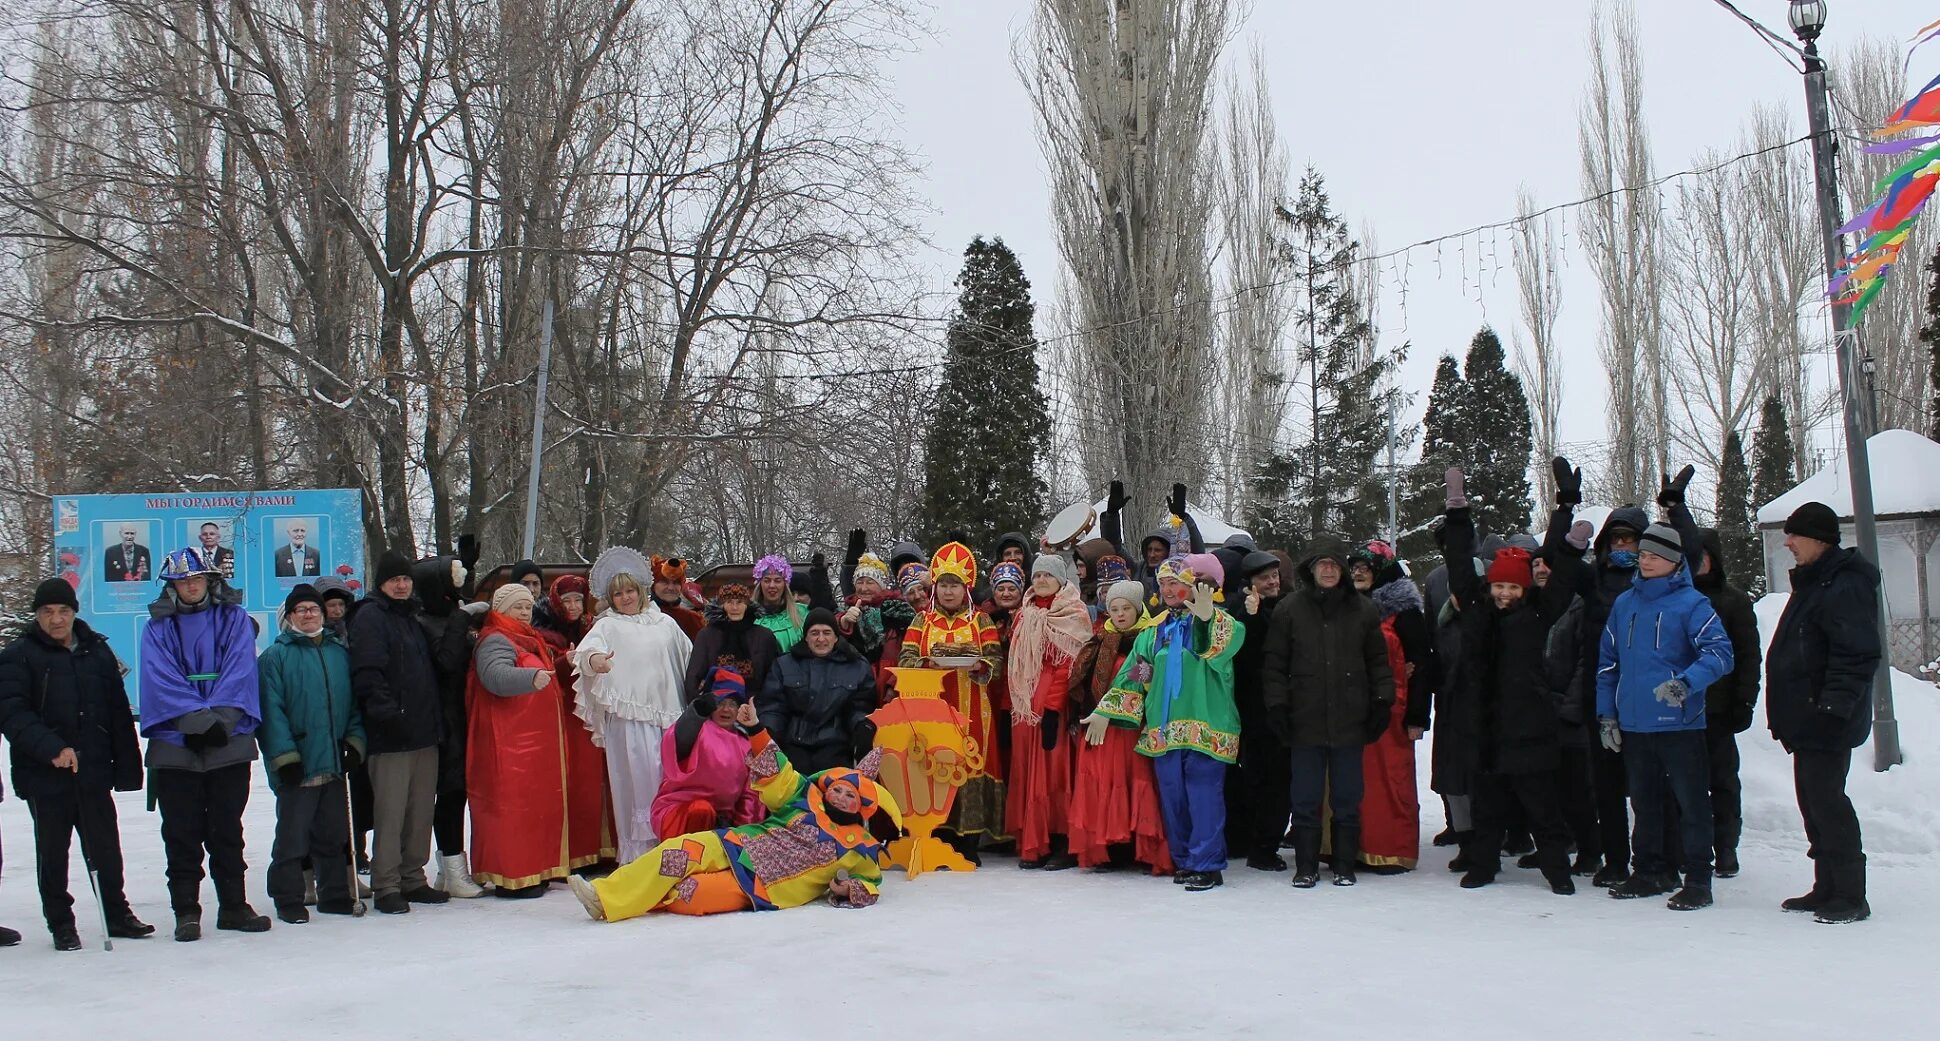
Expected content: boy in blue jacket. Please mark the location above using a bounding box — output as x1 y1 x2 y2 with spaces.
1595 522 1733 910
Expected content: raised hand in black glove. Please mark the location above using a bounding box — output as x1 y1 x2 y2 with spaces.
692 693 719 719
1552 456 1583 506
1658 465 1696 509
1040 710 1060 751
277 762 304 788
340 742 362 771
846 529 868 559
1107 480 1130 514
811 551 827 571
1169 483 1189 519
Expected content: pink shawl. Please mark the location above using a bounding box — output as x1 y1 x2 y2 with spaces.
1007 582 1093 725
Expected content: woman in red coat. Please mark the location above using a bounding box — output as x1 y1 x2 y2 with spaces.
535 575 617 872
1004 556 1093 869
1350 542 1431 872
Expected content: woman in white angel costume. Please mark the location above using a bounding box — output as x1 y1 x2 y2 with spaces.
573 548 693 864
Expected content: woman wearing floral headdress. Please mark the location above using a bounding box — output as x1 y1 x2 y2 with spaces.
573 548 692 865
900 542 1006 861
751 555 808 653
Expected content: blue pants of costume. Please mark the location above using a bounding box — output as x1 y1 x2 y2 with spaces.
1154 750 1227 873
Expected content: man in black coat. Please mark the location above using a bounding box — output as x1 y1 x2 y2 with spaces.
413 555 483 899
1261 539 1395 888
1227 550 1290 871
1691 527 1762 878
756 609 878 775
349 550 450 914
1766 501 1881 925
0 579 154 949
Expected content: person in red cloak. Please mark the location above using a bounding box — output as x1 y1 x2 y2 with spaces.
534 574 616 871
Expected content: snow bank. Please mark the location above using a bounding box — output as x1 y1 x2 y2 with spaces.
1757 428 1940 522
1741 594 1940 856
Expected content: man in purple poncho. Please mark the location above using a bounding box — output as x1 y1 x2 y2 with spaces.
140 546 272 941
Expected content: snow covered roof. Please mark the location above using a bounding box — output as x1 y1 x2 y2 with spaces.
1086 498 1250 545
1757 429 1940 524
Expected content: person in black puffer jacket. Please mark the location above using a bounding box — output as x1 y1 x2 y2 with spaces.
0 579 151 949
350 551 449 913
1441 468 1584 896
1689 527 1762 878
1765 501 1882 925
413 554 483 898
755 609 878 776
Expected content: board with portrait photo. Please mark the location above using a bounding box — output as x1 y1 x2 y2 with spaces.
267 515 328 580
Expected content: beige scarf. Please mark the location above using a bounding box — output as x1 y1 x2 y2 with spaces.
1007 582 1093 725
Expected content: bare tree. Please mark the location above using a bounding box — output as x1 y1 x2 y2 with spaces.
1511 187 1564 505
1211 45 1292 508
1741 103 1827 473
1578 0 1665 504
1019 0 1231 526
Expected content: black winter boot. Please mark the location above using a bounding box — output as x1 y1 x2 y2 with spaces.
1290 828 1322 889
1714 850 1740 878
0 924 20 947
51 924 82 951
217 904 272 933
1814 857 1869 924
173 913 202 942
106 912 155 939
1667 884 1713 910
1781 859 1835 912
1610 873 1676 900
1331 825 1360 886
1592 863 1630 888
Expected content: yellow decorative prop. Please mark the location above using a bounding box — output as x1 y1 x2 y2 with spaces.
872 670 976 878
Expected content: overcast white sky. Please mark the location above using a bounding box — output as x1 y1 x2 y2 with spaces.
885 0 1937 469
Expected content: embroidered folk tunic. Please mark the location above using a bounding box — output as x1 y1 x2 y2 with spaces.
1095 608 1244 764
899 605 1006 838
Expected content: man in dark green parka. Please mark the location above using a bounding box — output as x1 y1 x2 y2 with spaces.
258 584 366 923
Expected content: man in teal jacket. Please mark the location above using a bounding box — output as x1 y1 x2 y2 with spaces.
258 584 366 922
1595 523 1733 910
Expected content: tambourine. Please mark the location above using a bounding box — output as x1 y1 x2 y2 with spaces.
1043 500 1097 550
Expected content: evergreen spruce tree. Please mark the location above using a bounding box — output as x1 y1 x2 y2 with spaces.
1252 168 1407 544
1751 394 1796 518
1459 327 1536 538
920 237 1051 551
1397 355 1468 567
1715 428 1763 596
1921 243 1940 439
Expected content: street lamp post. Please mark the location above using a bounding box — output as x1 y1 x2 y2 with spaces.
1789 0 1901 771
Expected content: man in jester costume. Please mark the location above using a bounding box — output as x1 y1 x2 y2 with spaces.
898 542 1006 863
1086 555 1242 892
568 722 902 921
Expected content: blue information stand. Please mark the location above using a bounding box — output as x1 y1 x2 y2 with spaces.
50 489 365 707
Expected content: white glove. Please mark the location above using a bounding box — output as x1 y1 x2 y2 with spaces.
1188 584 1216 622
460 601 491 617
1081 712 1111 747
1598 719 1622 753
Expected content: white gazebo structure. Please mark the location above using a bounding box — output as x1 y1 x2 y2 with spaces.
1758 428 1940 672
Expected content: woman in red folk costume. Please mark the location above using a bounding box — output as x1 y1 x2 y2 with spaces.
466 584 588 897
1004 554 1094 870
1348 540 1432 872
533 575 616 871
1068 579 1172 873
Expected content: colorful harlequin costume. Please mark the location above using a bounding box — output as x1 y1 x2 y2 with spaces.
583 731 901 919
1095 557 1243 875
899 543 1006 842
1068 581 1172 872
650 669 764 839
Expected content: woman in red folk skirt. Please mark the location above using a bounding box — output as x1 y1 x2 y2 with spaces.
1067 577 1172 874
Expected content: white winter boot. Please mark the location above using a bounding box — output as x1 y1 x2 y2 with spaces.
436 852 486 898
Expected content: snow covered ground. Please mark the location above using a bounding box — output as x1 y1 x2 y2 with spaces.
6 598 1937 1039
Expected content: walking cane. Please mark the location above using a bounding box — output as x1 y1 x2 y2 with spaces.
71 768 117 951
339 760 367 917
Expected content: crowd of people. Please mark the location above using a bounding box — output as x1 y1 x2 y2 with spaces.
0 457 1886 950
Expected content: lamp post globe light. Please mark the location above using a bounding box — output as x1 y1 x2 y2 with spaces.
1788 0 1827 42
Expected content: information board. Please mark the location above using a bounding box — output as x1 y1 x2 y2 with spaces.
50 489 365 703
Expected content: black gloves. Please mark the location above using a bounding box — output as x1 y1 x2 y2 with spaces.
1169 483 1189 519
1041 710 1060 750
850 721 877 762
846 529 868 559
1657 465 1696 509
277 762 304 788
182 722 229 754
1266 707 1293 747
1363 704 1391 744
340 742 362 771
1107 480 1130 514
811 551 827 571
1552 456 1583 506
692 693 719 719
